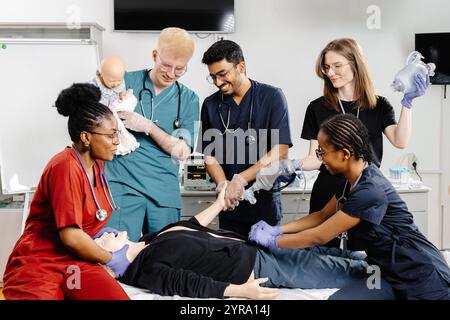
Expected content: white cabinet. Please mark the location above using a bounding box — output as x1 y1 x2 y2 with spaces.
396 190 430 237
180 187 430 236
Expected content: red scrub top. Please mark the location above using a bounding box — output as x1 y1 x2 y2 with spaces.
4 147 113 283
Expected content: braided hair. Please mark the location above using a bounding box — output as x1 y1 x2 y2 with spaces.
54 83 113 142
320 114 373 162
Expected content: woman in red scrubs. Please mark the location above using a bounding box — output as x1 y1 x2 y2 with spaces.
3 83 130 300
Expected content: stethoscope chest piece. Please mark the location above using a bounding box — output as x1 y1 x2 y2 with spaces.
96 209 108 221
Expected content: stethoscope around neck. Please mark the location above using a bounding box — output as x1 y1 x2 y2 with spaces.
335 162 368 249
72 146 120 221
218 79 256 145
138 69 182 129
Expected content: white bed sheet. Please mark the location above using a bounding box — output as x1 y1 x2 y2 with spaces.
120 283 338 300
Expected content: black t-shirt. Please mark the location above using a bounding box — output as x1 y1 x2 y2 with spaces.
301 96 396 168
119 218 257 299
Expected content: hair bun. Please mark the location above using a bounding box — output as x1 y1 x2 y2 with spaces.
55 83 101 117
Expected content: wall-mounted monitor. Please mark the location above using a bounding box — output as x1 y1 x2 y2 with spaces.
416 32 450 84
114 0 235 33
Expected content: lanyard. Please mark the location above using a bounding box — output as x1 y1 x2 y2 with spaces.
338 99 360 118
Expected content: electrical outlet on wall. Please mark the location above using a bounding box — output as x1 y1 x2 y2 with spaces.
407 153 418 170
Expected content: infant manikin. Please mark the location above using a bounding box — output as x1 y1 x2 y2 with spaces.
92 56 140 155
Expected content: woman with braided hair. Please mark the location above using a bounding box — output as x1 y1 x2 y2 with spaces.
249 114 450 300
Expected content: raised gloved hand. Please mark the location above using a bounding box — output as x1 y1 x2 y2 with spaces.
249 220 282 238
248 227 280 249
224 174 248 210
106 244 130 278
401 74 429 109
117 111 154 135
93 227 119 240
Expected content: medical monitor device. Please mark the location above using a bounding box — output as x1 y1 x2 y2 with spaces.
114 0 235 33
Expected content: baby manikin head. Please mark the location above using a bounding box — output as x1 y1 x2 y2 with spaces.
98 56 126 89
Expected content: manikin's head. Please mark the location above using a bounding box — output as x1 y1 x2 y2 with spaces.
94 231 147 264
150 27 194 89
98 56 126 89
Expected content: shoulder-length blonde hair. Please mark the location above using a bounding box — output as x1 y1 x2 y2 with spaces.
315 38 377 112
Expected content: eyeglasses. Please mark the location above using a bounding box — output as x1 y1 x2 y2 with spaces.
321 62 350 75
206 66 236 85
89 130 121 142
315 147 339 160
156 51 187 77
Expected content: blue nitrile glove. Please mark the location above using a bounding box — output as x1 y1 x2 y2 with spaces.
276 170 304 184
401 74 429 109
106 244 130 278
248 227 280 249
93 227 120 239
249 220 282 238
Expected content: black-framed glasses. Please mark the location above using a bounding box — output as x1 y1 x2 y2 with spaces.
89 130 121 142
315 147 339 160
156 51 187 76
206 65 236 84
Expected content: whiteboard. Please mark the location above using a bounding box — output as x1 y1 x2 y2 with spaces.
0 43 99 194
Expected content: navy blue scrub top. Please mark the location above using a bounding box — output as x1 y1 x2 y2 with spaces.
199 79 292 180
338 163 450 298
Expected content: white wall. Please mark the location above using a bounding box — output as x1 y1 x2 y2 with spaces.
1 0 449 247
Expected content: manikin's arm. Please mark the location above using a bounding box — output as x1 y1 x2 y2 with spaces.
118 111 191 160
60 227 112 263
383 107 411 149
299 139 322 171
194 184 226 227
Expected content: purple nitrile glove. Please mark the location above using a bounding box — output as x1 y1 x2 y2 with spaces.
106 244 130 278
250 220 282 238
93 227 119 239
276 170 304 184
249 221 266 239
401 74 429 109
248 227 280 249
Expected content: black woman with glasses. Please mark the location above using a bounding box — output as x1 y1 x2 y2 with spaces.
3 83 130 300
297 38 429 248
104 27 200 242
250 114 450 300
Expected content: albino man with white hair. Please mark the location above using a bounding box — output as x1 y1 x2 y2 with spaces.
104 27 200 241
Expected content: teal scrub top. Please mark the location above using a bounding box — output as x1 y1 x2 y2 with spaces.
105 69 199 208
